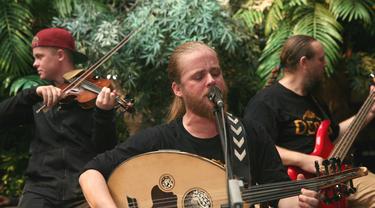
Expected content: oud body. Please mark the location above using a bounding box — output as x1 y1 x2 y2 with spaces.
108 151 227 208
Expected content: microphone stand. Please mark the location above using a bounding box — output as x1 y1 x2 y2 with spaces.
212 104 244 208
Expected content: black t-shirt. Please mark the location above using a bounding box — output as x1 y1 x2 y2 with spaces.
83 117 289 188
244 82 339 154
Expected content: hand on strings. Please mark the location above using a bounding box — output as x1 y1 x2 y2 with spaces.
36 85 62 108
96 87 116 110
367 85 375 123
297 174 319 208
0 195 11 206
299 154 323 174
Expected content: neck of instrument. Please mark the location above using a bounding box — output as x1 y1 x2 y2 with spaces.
329 90 375 159
244 167 363 205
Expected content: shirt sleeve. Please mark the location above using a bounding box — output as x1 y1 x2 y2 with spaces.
245 120 290 207
91 107 117 153
244 99 280 143
0 88 41 127
81 125 165 180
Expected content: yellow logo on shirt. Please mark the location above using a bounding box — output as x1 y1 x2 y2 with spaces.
294 110 322 135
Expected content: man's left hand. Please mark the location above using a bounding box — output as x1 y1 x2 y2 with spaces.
297 174 319 208
368 85 375 122
96 87 116 110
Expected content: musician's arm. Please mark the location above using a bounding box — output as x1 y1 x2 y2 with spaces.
337 85 375 139
79 169 117 208
276 146 323 174
279 191 319 208
336 116 354 140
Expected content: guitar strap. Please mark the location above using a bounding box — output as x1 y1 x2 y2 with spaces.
311 95 329 120
226 113 252 186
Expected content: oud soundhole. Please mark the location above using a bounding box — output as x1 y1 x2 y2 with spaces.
183 188 212 208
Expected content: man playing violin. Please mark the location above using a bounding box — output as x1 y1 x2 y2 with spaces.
0 28 118 208
244 35 375 207
79 41 319 208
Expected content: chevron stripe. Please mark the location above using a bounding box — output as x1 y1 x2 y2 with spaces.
227 115 239 124
234 149 246 161
230 125 242 135
233 137 244 148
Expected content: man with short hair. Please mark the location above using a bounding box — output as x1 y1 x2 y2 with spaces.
0 28 118 208
79 41 319 208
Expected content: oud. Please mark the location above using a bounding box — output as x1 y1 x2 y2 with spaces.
108 151 367 208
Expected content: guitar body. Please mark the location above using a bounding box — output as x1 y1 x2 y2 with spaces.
287 120 334 180
107 150 228 208
287 120 347 208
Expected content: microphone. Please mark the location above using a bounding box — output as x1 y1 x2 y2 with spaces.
208 86 224 108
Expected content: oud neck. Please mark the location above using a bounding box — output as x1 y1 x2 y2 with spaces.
329 91 375 159
244 167 366 205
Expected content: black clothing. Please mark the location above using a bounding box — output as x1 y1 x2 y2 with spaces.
244 82 339 153
83 117 290 206
18 191 89 208
0 88 117 201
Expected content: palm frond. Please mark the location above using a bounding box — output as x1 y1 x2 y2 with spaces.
9 75 48 95
233 8 264 30
264 0 284 36
292 3 343 74
257 23 292 81
0 1 33 77
289 0 308 7
328 0 373 24
53 0 74 17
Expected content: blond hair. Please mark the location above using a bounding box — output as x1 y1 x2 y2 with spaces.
166 41 216 122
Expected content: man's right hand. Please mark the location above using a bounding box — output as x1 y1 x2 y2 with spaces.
299 154 323 174
36 85 62 107
0 195 10 206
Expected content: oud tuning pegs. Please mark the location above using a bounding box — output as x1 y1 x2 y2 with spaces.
336 158 342 172
314 161 320 177
322 159 330 175
329 158 337 173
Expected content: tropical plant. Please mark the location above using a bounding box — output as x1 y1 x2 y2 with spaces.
52 0 260 124
235 0 375 85
0 1 34 88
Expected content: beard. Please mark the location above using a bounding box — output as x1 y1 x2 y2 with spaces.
305 69 324 94
183 84 228 120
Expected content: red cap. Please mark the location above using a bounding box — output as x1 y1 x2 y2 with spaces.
32 28 87 64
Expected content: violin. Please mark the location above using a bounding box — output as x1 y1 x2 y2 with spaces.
57 69 134 112
36 25 146 113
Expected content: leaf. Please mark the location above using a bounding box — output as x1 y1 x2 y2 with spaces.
264 0 284 36
0 1 33 78
328 0 373 24
257 23 292 81
9 75 48 95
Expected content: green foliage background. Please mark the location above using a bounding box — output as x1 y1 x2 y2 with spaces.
1 0 375 198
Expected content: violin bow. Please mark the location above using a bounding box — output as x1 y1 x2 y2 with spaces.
36 21 148 113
